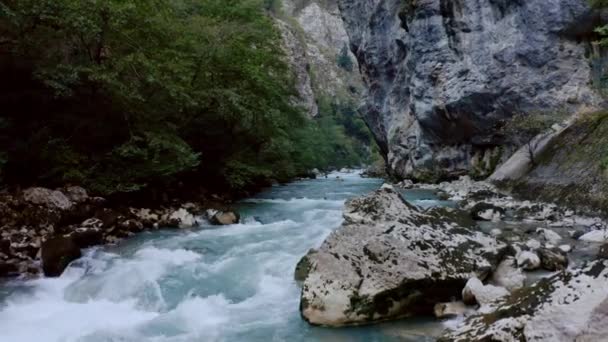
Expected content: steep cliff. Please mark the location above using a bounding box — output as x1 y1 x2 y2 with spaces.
339 0 603 181
277 0 363 116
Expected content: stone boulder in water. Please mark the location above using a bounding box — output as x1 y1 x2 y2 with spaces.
299 185 507 326
440 260 608 341
41 236 82 277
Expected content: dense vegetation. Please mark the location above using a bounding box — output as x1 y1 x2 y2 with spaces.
0 0 374 199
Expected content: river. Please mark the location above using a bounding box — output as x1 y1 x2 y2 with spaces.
0 171 454 342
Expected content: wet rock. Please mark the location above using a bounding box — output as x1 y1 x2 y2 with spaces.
538 248 568 271
516 251 541 271
434 301 467 319
469 203 505 222
578 229 608 243
23 187 72 210
299 187 506 326
295 249 316 282
41 236 82 277
70 228 103 248
210 210 240 225
462 278 509 307
167 209 197 228
536 228 562 245
0 261 19 277
490 258 525 292
440 260 608 342
597 244 608 260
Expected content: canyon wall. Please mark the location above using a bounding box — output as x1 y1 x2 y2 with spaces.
339 0 603 180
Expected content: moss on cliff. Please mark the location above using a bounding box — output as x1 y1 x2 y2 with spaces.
507 111 608 215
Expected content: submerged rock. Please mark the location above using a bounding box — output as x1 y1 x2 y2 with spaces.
299 186 506 326
440 260 608 341
41 236 81 277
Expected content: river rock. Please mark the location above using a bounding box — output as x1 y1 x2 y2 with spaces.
299 186 506 326
578 229 608 243
167 208 197 228
64 186 89 203
209 210 240 225
23 187 73 210
490 258 525 292
462 277 509 307
469 203 505 222
538 248 568 271
434 301 467 319
41 236 82 277
516 251 541 271
440 260 608 341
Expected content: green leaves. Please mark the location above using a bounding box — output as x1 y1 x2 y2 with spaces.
0 0 374 196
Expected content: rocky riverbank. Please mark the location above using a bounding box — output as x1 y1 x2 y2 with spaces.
297 176 608 339
0 186 240 278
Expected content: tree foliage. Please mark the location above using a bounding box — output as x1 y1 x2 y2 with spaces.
0 0 373 196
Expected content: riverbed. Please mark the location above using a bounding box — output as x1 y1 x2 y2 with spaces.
0 171 456 342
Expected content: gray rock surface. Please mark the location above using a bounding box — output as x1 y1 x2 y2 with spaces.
338 0 602 180
440 260 608 342
299 185 506 326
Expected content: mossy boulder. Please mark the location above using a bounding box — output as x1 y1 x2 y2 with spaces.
299 186 507 326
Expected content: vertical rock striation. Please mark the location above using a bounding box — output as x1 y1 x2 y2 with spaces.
338 0 602 180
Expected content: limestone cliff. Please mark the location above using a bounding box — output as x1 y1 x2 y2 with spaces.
338 0 603 180
276 0 363 117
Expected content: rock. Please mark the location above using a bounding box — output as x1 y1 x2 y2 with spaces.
168 208 197 228
470 203 505 222
23 187 73 210
516 251 541 271
579 230 608 243
536 228 562 245
339 0 600 181
41 236 82 277
210 211 240 225
558 244 572 253
538 248 568 271
525 239 542 250
299 187 506 326
434 301 467 319
64 186 88 203
295 249 316 281
70 228 103 249
440 260 608 342
0 262 19 277
598 244 608 260
490 258 525 292
397 179 414 189
81 218 103 229
462 278 509 307
130 208 160 227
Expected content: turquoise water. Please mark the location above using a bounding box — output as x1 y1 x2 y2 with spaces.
0 171 452 342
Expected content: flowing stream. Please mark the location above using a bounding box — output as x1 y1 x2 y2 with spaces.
0 171 453 342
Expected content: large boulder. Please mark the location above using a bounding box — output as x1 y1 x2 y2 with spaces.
41 236 82 277
23 187 73 210
209 210 240 225
440 260 608 341
299 186 507 326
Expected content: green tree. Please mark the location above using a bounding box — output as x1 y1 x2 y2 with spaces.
336 43 354 72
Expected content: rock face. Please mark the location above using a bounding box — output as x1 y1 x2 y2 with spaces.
440 260 608 341
338 0 602 180
299 185 506 326
277 0 364 118
501 112 608 216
